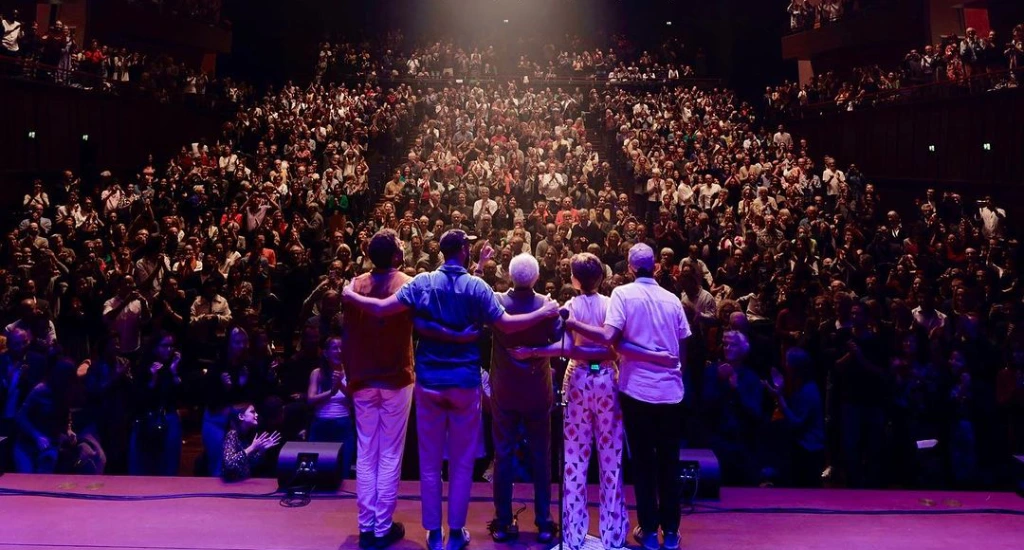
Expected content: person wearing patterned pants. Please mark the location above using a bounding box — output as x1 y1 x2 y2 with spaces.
562 363 628 550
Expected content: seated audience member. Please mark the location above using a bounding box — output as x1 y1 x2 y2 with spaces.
221 403 281 482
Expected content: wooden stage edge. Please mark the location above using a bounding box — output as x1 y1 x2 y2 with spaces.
0 474 1021 550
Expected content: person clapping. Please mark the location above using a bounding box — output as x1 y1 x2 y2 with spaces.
221 403 280 482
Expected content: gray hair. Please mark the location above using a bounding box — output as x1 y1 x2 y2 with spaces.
509 253 540 288
722 330 751 357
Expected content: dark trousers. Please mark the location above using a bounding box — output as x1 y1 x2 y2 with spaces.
491 405 552 526
791 445 825 488
840 403 884 488
310 415 357 479
620 393 682 535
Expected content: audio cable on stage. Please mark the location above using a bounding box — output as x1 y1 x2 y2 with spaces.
1 486 1022 516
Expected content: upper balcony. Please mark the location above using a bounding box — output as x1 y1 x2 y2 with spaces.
88 0 232 55
782 2 927 66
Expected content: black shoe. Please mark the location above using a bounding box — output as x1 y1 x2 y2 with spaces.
536 522 558 545
426 529 444 550
634 525 660 550
358 531 377 549
446 528 471 550
488 518 519 543
376 522 405 549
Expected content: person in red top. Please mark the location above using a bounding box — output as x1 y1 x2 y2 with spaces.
80 39 105 87
342 229 415 549
528 198 555 234
489 125 509 145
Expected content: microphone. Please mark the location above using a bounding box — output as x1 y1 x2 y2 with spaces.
557 308 571 340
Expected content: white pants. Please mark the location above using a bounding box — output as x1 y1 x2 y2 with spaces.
415 384 482 531
354 384 414 537
563 366 629 549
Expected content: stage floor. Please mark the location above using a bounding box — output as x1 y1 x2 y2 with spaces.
0 474 1021 550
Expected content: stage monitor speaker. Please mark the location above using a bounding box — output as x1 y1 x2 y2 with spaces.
679 448 720 501
276 441 344 491
0 436 7 476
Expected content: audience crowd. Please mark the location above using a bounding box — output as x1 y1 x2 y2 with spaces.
315 33 697 84
786 0 889 34
1 13 246 107
767 23 1024 116
1 31 1021 495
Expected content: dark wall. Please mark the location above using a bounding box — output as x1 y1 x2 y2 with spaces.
0 78 224 190
788 87 1024 189
781 2 927 63
90 0 233 53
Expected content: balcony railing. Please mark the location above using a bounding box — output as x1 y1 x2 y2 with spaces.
772 67 1018 120
0 55 245 114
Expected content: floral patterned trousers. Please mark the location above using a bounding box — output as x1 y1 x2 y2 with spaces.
562 365 629 549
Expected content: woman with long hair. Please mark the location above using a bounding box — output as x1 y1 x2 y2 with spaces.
128 331 183 475
221 403 280 482
307 336 355 478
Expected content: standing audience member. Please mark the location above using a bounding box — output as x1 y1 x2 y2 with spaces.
763 348 825 487
307 336 355 479
129 332 183 476
15 357 77 473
